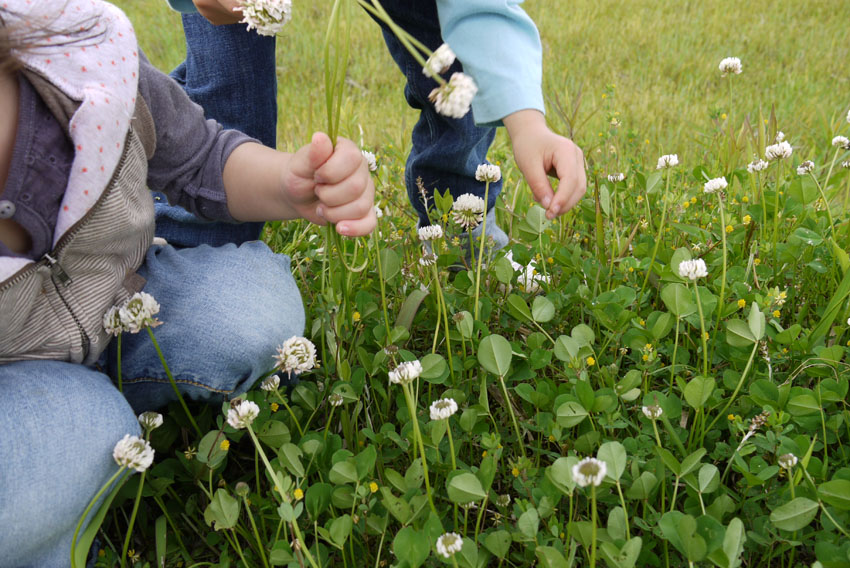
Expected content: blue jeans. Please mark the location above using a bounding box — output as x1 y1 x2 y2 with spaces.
154 13 277 248
0 242 304 567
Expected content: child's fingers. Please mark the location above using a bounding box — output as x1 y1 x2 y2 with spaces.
314 172 371 207
313 137 363 184
289 132 334 180
523 164 556 211
335 207 378 237
546 142 586 219
316 189 375 225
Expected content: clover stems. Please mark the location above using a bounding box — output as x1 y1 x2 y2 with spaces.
771 161 784 279
431 263 456 383
589 485 598 568
116 333 122 392
702 341 759 442
275 389 305 436
372 231 392 345
691 280 709 378
810 172 836 240
473 180 491 321
712 192 728 344
71 466 127 568
120 469 146 568
638 169 672 304
669 318 680 394
401 383 437 514
146 328 201 438
242 494 271 568
497 372 526 457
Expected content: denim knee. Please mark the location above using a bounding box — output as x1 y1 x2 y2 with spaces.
0 361 139 568
116 242 305 412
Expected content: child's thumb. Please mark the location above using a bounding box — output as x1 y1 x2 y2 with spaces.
308 132 334 172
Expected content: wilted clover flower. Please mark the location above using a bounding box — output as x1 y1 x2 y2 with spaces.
419 252 438 267
451 193 486 230
703 177 728 194
260 374 280 392
718 56 742 76
642 405 663 420
832 135 849 149
778 453 798 470
389 360 422 385
475 164 502 183
226 399 260 430
423 43 456 79
797 160 815 175
572 457 607 488
274 336 318 375
235 0 292 36
361 150 377 172
329 393 344 407
656 154 679 170
765 141 793 161
429 72 478 119
678 258 708 280
103 306 125 336
436 532 463 558
747 158 769 173
113 434 155 473
607 172 625 183
429 398 458 421
418 224 444 241
138 412 163 432
118 292 162 334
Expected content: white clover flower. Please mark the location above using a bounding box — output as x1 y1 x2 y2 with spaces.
495 493 512 507
274 336 318 375
656 154 679 170
419 253 438 267
847 110 850 124
329 393 344 407
429 72 478 119
747 158 769 173
678 258 708 280
718 57 742 77
418 225 444 241
137 411 163 432
832 135 849 148
842 160 850 170
235 0 292 36
260 375 280 392
103 306 125 336
765 141 792 161
703 177 728 194
113 434 155 473
641 405 663 420
423 43 456 79
796 160 815 175
429 398 458 421
118 292 162 334
778 453 798 470
436 532 463 558
572 457 607 488
374 206 384 219
475 164 501 183
607 173 625 183
451 193 486 230
775 131 786 143
361 150 377 172
389 360 422 385
226 399 260 430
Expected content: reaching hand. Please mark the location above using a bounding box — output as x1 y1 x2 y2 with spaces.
193 0 243 26
284 133 377 237
503 109 587 220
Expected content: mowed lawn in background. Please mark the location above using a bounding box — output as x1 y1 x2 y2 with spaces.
119 1 848 165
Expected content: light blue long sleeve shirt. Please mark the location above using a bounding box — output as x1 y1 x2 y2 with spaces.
164 0 544 126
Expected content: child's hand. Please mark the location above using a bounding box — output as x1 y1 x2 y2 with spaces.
284 132 377 237
193 0 243 25
503 110 587 220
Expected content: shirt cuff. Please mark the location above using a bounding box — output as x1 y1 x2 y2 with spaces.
164 0 198 13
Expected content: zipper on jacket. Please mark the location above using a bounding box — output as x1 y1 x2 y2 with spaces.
43 253 72 286
46 262 91 360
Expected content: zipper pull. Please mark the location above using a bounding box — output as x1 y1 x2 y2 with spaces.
43 253 72 286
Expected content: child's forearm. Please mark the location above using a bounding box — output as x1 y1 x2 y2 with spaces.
222 142 299 222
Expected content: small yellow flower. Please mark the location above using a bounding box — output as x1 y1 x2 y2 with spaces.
270 402 279 412
725 224 734 233
639 319 646 326
369 481 379 493
782 348 788 354
645 343 653 351
511 467 520 477
754 258 761 266
586 356 596 367
294 488 304 500
728 414 736 421
547 257 554 264
683 201 690 209
560 532 566 539
642 354 649 362
220 439 230 451
742 196 749 203
645 139 650 144
721 113 727 120
738 299 746 309
482 450 488 458
352 311 361 323
779 290 787 300
773 310 781 318
636 195 644 203
548 434 556 442
601 93 607 99
690 197 697 204
628 266 634 272
743 215 751 225
704 331 710 340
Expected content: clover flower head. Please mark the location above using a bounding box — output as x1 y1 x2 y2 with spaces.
423 44 457 79
718 56 742 76
496 493 512 507
703 177 727 194
475 164 502 183
642 405 663 420
260 374 280 392
607 172 625 183
361 150 377 172
765 141 793 161
138 411 163 432
678 258 708 280
226 399 260 430
778 453 798 470
842 160 850 170
429 72 478 119
329 393 344 407
451 193 486 230
436 532 463 558
797 160 815 175
103 306 125 336
776 131 786 143
389 360 422 385
274 336 318 375
418 224 444 241
832 135 849 149
235 0 292 36
419 252 438 267
572 457 607 487
747 158 769 173
656 154 679 170
429 398 458 421
118 292 162 334
113 434 155 473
